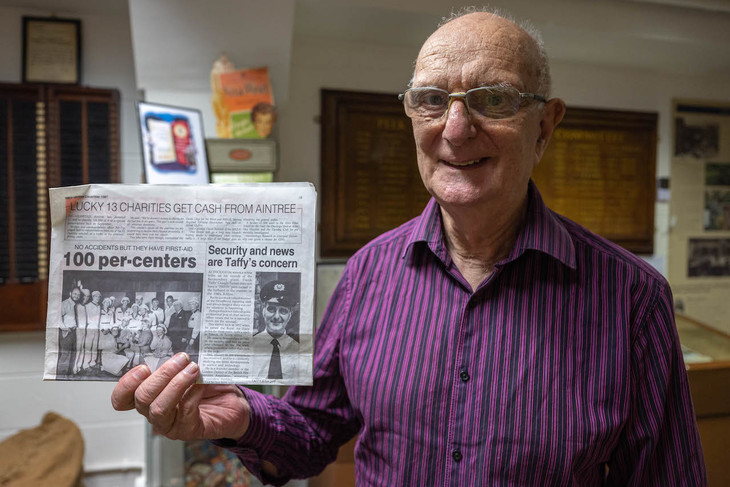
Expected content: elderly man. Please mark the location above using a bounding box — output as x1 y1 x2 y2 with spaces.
251 280 299 380
112 9 705 486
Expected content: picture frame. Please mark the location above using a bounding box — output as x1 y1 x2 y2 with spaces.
22 16 81 84
136 101 210 184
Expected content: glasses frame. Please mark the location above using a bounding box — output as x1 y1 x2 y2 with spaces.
397 85 547 121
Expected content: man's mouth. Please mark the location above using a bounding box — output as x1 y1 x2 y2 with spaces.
442 157 488 168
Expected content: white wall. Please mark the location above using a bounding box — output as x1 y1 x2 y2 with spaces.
0 1 146 478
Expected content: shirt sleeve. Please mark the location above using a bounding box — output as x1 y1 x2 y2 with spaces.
212 266 361 486
606 281 707 486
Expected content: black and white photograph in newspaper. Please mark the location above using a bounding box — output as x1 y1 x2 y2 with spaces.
251 271 301 380
50 270 203 380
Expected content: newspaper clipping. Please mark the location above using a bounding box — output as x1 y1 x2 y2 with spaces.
43 183 316 385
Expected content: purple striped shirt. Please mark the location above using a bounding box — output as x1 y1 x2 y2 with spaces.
218 182 706 486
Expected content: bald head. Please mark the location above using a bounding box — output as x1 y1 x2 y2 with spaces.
414 11 550 96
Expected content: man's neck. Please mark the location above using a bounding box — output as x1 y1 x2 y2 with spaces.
440 193 528 292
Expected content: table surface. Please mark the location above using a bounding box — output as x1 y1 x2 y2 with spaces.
677 314 730 365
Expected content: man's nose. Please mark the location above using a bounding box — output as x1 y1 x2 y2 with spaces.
442 97 477 145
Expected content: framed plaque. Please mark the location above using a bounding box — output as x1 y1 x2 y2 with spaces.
22 17 81 84
321 89 430 258
532 107 657 254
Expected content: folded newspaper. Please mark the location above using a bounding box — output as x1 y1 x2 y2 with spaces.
43 183 316 385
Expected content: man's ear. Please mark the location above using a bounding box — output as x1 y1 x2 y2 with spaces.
535 98 566 161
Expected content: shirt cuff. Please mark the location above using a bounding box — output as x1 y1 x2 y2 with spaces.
209 386 278 480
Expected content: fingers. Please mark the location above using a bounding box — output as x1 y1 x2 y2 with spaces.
111 364 151 411
133 353 193 414
111 352 206 440
145 362 200 439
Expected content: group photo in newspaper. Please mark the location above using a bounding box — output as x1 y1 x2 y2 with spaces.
44 183 316 386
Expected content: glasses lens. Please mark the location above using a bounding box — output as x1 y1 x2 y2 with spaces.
405 88 449 118
467 87 519 119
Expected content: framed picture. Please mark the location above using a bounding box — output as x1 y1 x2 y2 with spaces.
137 101 210 184
22 17 81 84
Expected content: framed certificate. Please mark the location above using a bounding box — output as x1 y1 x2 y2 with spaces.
137 101 210 184
22 17 81 84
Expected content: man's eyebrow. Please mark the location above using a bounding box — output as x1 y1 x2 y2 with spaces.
475 81 513 89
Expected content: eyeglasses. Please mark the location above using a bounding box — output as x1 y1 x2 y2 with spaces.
398 85 547 121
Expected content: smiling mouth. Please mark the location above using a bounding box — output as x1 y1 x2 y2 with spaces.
441 157 488 168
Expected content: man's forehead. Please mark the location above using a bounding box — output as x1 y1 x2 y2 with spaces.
414 14 536 88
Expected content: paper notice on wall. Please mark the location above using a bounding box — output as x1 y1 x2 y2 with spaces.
43 183 316 385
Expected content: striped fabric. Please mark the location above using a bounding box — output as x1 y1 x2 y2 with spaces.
219 182 706 486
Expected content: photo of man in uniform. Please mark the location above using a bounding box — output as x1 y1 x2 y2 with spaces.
252 279 299 380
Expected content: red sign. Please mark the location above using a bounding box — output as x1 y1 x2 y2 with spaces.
229 149 252 161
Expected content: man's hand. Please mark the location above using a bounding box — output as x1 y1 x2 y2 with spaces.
111 352 250 441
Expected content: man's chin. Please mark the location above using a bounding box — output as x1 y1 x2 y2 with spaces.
267 327 286 337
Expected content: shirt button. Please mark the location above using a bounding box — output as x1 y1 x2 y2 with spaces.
452 449 463 462
459 370 470 382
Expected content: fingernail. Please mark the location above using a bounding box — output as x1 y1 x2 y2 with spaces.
132 365 150 380
174 352 190 366
184 362 199 375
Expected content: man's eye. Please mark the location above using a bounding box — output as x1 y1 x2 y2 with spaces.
415 91 447 107
472 91 506 107
469 89 513 114
424 94 446 106
485 94 504 106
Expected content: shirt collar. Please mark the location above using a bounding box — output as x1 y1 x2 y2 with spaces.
403 197 450 264
508 181 576 269
404 181 576 270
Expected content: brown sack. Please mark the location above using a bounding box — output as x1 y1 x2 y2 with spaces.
0 412 84 487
